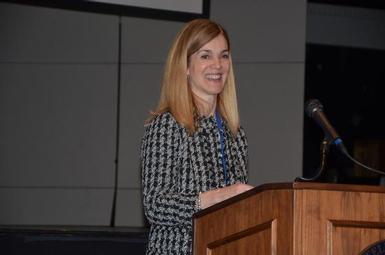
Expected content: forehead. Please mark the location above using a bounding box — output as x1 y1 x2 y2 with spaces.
198 34 228 51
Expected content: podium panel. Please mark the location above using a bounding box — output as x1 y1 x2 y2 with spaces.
294 186 385 254
193 182 385 255
193 185 293 255
208 220 275 255
330 221 385 254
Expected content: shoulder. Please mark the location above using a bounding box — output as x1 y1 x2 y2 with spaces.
145 111 178 127
144 112 181 135
238 126 247 136
141 112 185 153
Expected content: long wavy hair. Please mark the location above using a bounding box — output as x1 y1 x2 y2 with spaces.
151 19 240 136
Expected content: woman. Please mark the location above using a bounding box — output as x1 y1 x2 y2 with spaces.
141 19 253 255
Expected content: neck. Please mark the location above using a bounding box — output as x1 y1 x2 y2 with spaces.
193 93 217 117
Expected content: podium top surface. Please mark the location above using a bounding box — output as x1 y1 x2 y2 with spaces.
291 181 385 193
193 182 385 219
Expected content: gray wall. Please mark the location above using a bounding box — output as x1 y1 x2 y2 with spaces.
0 3 119 225
0 0 306 227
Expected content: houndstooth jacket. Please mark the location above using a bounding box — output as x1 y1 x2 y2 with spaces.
141 112 248 255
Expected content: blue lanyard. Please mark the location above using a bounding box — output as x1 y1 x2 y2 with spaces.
215 111 229 186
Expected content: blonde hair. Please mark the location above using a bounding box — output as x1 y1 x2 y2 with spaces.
151 19 240 136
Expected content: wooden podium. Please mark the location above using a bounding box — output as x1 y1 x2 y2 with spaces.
193 182 385 254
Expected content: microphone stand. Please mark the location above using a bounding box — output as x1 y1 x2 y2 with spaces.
296 138 331 182
297 136 385 183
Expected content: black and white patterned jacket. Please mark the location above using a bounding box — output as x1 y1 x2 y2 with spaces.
141 112 248 255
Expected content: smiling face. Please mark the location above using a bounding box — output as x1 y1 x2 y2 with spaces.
187 34 230 104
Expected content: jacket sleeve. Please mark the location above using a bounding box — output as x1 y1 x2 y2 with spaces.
235 126 249 183
141 114 198 226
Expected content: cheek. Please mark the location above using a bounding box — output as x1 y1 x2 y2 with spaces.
190 63 206 77
223 64 230 77
224 61 230 71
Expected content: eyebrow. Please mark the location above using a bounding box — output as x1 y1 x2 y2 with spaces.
197 49 229 54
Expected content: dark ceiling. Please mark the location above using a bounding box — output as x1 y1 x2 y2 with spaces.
309 0 385 10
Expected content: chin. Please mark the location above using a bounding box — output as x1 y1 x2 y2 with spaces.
210 86 225 94
205 82 224 90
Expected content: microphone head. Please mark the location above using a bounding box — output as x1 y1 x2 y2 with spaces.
305 99 323 118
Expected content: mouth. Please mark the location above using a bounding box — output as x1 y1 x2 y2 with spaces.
205 73 222 81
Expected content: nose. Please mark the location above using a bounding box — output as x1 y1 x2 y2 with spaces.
211 56 222 69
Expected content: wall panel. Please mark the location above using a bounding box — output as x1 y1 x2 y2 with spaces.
0 2 118 63
0 187 113 225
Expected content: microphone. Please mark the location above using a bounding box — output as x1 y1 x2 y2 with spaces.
305 99 344 148
303 99 385 178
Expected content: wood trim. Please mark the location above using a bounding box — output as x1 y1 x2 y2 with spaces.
194 182 385 219
329 219 385 230
193 183 292 219
293 182 385 193
206 220 276 251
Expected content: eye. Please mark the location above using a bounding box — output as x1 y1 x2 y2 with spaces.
222 53 229 59
200 54 210 60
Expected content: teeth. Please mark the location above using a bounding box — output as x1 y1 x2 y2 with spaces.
206 74 221 80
